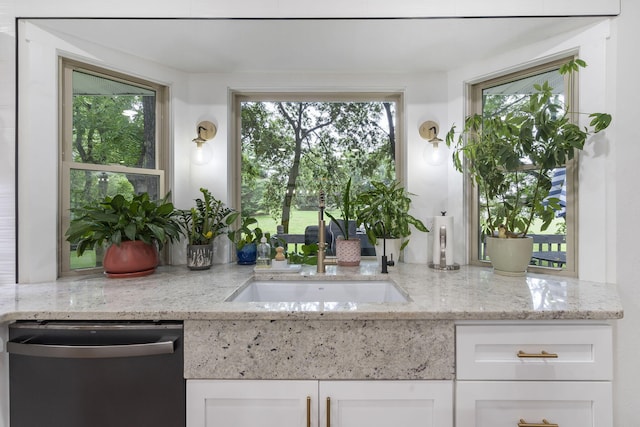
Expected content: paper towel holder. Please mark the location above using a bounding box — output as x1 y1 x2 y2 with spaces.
428 211 460 271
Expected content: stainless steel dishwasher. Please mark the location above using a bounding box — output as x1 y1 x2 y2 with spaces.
7 320 185 427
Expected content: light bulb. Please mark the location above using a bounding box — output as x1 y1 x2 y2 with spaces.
423 139 447 166
191 141 214 165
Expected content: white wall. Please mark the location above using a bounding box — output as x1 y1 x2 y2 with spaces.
612 0 640 424
0 5 16 285
8 0 620 18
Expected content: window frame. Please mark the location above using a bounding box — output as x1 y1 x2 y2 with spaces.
465 57 578 277
229 91 405 217
58 58 170 277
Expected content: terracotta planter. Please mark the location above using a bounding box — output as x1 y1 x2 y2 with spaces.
335 238 361 266
103 240 159 278
485 236 534 276
187 243 214 270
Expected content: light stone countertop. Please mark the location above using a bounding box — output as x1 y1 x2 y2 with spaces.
0 261 623 322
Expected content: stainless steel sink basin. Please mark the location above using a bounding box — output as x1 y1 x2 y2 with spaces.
227 279 409 303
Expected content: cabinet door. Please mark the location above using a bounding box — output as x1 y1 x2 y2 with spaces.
456 381 612 427
320 380 453 427
457 324 613 381
187 380 317 427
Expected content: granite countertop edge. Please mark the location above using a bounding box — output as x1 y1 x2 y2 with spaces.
0 262 624 323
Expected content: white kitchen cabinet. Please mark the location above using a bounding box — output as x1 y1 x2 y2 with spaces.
455 323 613 427
187 380 316 427
456 323 612 381
456 381 611 427
187 380 453 427
320 381 452 427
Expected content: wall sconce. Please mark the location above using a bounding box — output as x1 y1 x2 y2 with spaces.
419 120 447 166
191 120 217 165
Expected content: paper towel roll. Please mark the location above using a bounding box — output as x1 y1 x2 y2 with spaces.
432 216 454 266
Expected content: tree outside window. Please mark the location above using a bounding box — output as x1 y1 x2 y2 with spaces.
239 98 399 237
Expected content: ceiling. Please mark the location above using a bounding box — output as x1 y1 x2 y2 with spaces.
32 17 608 74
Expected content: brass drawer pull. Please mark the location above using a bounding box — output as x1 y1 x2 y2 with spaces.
518 418 558 427
306 396 311 427
517 350 559 358
326 397 331 427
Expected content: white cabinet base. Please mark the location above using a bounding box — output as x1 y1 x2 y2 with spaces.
456 381 612 427
321 381 452 427
187 380 317 427
187 380 453 427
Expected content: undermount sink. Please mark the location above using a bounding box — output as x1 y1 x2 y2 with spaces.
227 279 409 303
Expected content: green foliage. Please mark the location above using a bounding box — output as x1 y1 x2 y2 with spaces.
325 177 359 240
240 101 396 232
177 188 237 245
71 85 159 212
227 215 266 250
355 180 428 248
65 192 182 256
446 59 612 237
72 95 146 166
287 243 319 265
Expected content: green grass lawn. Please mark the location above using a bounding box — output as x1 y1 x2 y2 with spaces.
70 250 97 269
258 212 565 237
254 209 339 235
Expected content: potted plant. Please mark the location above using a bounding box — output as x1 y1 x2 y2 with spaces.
227 215 264 265
326 177 362 266
65 192 182 277
355 180 428 264
446 59 612 275
177 188 237 270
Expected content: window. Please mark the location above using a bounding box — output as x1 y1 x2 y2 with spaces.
467 59 576 275
231 92 403 241
59 59 169 275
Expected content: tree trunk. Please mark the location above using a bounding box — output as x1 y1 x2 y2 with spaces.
383 102 395 160
128 95 157 197
279 103 304 233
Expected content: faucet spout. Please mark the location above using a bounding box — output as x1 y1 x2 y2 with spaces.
374 220 390 274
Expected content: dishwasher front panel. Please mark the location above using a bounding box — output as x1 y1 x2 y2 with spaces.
8 321 185 427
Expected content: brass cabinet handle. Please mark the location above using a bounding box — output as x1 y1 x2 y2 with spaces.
326 397 331 427
518 418 559 427
306 396 311 427
517 350 559 358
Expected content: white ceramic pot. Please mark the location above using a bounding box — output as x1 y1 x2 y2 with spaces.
485 236 533 276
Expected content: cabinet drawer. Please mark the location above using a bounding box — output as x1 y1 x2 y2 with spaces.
456 324 612 380
456 381 612 427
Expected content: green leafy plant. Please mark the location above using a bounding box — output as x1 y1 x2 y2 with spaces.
446 59 612 238
287 243 319 265
227 215 265 250
178 188 237 245
325 177 359 240
65 192 182 256
355 180 428 249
